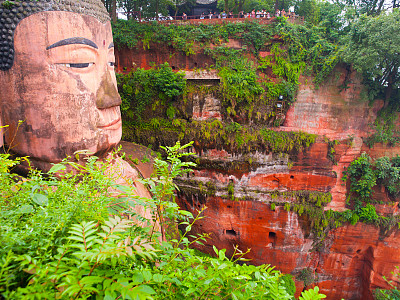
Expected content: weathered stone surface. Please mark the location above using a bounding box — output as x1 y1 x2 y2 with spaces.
177 195 400 300
173 64 400 298
0 12 122 168
116 42 215 73
117 42 400 298
192 93 222 120
283 66 382 139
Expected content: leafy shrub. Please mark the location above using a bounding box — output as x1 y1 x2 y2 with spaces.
343 153 400 201
343 152 376 201
118 62 186 119
209 46 264 107
0 143 325 299
375 156 400 198
297 268 315 287
280 274 296 297
357 203 379 223
299 286 326 300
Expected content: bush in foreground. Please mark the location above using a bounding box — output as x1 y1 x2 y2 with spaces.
0 143 325 299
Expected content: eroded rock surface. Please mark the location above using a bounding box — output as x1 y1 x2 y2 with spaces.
117 43 400 298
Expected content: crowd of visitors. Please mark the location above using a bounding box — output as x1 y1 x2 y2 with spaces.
194 7 295 20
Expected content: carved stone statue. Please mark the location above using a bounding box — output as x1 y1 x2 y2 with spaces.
0 0 151 200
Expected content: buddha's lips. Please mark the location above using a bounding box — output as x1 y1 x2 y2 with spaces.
97 117 121 129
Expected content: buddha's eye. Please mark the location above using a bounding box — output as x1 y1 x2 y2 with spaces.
108 62 115 67
58 63 94 68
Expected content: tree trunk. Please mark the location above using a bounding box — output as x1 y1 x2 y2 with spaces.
156 0 159 21
367 0 378 15
238 0 244 13
175 4 179 19
224 0 229 12
376 0 385 15
110 0 117 22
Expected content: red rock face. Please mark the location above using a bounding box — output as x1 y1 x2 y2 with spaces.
173 65 400 298
283 67 382 140
116 42 215 73
177 195 400 300
117 44 400 298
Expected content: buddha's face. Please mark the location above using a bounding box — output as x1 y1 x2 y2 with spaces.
0 11 121 165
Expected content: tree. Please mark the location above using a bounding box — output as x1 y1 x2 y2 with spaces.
118 0 141 19
347 0 386 16
102 0 117 21
343 10 400 105
294 0 320 24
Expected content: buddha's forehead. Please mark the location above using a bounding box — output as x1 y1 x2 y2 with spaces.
0 0 110 71
13 11 112 55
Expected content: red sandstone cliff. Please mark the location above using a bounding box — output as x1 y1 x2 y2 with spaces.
117 42 400 299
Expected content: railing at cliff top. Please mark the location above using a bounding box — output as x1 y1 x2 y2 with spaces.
149 14 304 25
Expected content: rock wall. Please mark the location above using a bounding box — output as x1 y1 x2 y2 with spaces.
176 195 400 299
116 44 400 299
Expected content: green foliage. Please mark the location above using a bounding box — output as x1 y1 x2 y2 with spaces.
374 288 400 300
274 18 340 86
295 0 320 25
343 152 376 201
0 154 122 262
343 10 400 105
299 286 326 300
343 153 400 200
141 141 196 238
227 180 235 200
260 128 316 153
114 18 338 103
325 138 340 164
1 143 323 299
210 47 265 106
297 268 315 287
352 202 378 223
374 266 400 300
329 153 400 233
259 43 304 102
365 102 400 147
113 20 273 53
375 156 400 198
118 62 186 119
125 117 317 155
280 274 296 297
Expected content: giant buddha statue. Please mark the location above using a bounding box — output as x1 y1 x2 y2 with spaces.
0 0 152 200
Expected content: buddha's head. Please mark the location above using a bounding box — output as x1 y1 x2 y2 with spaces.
0 0 122 171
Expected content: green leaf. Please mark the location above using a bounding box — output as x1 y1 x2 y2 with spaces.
16 205 34 214
142 270 152 282
48 163 66 173
32 193 48 206
152 274 164 283
131 272 144 285
136 284 156 295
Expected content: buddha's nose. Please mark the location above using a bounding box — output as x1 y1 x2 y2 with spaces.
95 70 122 109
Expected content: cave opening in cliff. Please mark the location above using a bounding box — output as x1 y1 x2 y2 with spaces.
225 229 237 236
269 232 277 246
